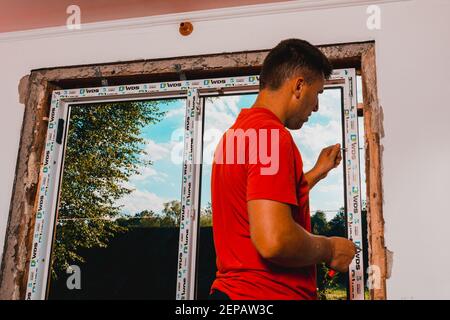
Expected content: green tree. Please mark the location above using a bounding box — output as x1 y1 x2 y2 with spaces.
200 201 213 227
118 199 214 228
311 210 330 297
327 207 346 237
315 205 369 299
117 201 182 228
161 200 182 227
312 208 347 299
311 210 329 235
117 210 162 228
52 100 166 276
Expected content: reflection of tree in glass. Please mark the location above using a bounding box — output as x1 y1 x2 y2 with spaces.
117 200 182 228
311 211 329 235
200 201 212 227
116 200 213 228
52 101 167 277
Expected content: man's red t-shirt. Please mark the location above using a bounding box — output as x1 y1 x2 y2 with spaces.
210 106 317 300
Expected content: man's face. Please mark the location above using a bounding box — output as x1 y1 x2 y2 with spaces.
285 75 325 130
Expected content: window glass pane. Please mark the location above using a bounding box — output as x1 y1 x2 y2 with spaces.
48 98 186 299
291 88 345 220
198 94 257 299
199 89 356 300
290 88 348 299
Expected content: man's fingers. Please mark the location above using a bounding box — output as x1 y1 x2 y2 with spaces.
331 144 341 168
324 144 339 155
320 144 342 170
323 146 333 155
334 158 340 168
330 144 340 157
336 149 342 161
334 152 342 167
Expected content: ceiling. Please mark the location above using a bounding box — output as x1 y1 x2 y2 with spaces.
0 0 292 33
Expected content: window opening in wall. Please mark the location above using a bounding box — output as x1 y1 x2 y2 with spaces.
26 71 367 300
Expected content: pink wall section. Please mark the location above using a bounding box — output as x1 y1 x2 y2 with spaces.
0 0 291 33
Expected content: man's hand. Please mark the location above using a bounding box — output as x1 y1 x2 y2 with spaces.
305 143 342 189
326 237 357 273
314 144 342 178
247 199 357 270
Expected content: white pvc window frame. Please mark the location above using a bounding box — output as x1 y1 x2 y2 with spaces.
25 70 364 300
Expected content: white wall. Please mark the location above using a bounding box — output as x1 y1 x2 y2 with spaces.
1 0 449 299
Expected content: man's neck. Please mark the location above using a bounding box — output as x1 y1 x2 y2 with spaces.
252 89 288 126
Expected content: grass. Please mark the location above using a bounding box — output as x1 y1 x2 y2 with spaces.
325 287 347 300
320 286 371 300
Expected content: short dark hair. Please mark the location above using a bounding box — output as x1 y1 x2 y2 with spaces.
259 39 332 90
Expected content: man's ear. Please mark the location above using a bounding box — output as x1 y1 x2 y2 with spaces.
292 77 305 99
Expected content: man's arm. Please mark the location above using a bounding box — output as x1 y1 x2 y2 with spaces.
305 167 324 190
248 199 356 271
248 199 331 268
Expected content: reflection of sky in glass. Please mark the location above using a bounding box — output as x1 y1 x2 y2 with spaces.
290 88 344 220
116 99 186 216
200 95 258 211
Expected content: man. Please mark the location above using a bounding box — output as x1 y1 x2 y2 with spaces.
209 39 356 300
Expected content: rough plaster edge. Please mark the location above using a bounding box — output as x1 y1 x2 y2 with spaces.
361 45 388 300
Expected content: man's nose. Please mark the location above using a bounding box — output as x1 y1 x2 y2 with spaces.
313 102 319 112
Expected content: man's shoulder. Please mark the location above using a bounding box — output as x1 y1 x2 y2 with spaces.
229 120 293 147
235 110 284 129
233 113 290 137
